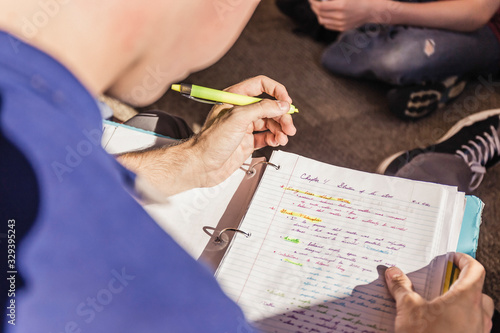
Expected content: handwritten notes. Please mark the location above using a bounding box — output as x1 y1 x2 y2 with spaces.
216 151 464 333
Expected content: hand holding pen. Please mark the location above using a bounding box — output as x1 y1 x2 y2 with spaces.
136 76 296 193
196 75 297 148
194 76 297 186
119 76 297 197
170 75 297 148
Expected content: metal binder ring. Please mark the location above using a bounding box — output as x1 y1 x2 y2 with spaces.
247 161 280 176
214 228 251 243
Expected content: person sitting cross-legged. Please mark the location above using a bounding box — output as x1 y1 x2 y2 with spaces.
310 0 500 119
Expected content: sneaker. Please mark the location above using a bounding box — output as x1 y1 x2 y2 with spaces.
377 109 500 192
387 76 468 119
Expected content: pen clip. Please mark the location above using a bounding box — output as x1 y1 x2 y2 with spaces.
181 94 223 105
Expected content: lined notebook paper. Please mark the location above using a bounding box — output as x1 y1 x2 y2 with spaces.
216 151 465 333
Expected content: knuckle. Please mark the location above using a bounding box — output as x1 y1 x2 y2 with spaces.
230 105 246 115
469 260 487 281
399 293 420 309
259 98 277 108
226 106 246 121
398 292 412 304
252 101 267 118
476 262 486 276
451 282 469 294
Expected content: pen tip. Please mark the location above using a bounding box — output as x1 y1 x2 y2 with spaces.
171 84 181 92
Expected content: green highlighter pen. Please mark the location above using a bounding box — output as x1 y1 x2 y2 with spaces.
171 83 299 114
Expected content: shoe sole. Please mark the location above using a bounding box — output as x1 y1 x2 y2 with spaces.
377 108 500 174
403 89 441 118
390 77 468 119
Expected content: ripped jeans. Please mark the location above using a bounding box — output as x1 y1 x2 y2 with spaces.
321 3 500 85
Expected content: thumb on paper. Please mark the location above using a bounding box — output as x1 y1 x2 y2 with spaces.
385 266 419 306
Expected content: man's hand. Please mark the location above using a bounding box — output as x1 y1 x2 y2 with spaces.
193 76 296 188
385 253 494 333
118 76 296 197
203 75 296 148
309 0 379 31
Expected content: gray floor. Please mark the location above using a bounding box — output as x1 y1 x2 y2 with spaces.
149 0 500 309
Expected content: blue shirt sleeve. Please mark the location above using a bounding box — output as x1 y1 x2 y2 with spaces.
0 30 257 333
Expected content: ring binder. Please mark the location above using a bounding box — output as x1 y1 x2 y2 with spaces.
214 228 251 243
247 161 280 176
198 156 268 271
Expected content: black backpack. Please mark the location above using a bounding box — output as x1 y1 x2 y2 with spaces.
276 0 339 43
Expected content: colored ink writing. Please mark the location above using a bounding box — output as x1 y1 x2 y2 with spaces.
283 236 300 244
280 209 322 223
281 186 351 204
284 259 303 266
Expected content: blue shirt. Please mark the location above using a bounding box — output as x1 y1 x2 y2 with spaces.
0 31 255 333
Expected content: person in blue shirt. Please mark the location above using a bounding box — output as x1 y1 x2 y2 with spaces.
0 0 493 332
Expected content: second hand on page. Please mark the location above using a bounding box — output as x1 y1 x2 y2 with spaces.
171 83 299 115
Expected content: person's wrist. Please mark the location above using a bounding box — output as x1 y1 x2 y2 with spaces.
358 0 373 24
167 139 205 190
132 140 204 196
369 0 394 25
184 133 230 189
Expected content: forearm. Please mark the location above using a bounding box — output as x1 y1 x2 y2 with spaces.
117 140 202 197
373 0 500 31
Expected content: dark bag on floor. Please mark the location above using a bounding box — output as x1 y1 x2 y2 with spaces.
276 0 339 43
124 110 194 140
